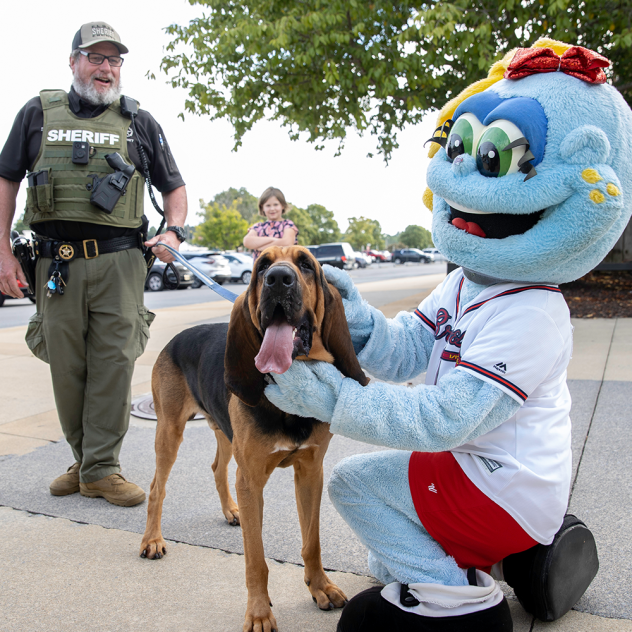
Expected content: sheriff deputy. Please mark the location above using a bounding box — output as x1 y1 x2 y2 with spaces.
0 21 188 507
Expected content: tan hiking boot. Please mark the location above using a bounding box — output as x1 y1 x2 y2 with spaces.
80 473 145 507
50 462 81 496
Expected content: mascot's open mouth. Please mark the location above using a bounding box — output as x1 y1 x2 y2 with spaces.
255 304 312 374
450 206 545 239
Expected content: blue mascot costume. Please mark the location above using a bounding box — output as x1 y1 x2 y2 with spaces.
266 39 632 631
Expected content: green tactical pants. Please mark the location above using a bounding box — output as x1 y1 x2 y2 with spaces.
25 247 155 483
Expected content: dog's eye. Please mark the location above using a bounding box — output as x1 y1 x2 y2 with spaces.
299 259 313 272
258 260 271 273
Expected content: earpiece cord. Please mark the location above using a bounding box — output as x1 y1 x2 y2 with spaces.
129 113 179 287
130 113 166 233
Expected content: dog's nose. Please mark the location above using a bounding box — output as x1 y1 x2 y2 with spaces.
264 265 296 291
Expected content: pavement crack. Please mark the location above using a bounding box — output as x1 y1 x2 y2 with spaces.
0 430 57 442
570 318 617 499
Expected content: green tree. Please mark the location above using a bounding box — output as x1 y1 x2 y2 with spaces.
305 204 341 244
284 202 341 246
213 187 259 225
11 213 29 234
162 1 632 162
399 224 433 249
285 205 316 245
194 199 249 249
344 216 384 251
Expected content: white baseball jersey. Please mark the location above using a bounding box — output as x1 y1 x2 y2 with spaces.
415 269 573 544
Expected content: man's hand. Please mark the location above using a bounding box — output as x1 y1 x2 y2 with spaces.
145 185 188 263
0 177 23 297
144 230 181 263
0 250 28 298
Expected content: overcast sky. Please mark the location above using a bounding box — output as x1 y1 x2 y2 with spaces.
1 0 437 236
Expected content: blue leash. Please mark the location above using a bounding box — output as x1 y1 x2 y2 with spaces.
157 243 239 303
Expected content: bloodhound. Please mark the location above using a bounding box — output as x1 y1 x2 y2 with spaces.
140 246 369 632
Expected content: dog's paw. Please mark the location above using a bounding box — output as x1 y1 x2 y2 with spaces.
244 597 278 632
140 537 168 560
306 573 348 610
223 506 240 526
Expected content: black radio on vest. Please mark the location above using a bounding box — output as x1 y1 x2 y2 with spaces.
87 152 136 214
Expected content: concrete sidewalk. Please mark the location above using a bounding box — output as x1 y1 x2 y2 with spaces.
0 274 631 632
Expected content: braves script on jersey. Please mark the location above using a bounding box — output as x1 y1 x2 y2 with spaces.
415 269 573 543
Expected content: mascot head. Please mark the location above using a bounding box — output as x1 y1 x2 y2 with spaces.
425 39 632 285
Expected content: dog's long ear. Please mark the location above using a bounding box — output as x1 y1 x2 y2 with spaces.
225 292 265 407
319 268 369 386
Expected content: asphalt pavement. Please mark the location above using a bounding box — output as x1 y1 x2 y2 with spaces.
0 260 446 328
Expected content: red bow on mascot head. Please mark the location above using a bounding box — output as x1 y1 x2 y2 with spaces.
505 45 610 84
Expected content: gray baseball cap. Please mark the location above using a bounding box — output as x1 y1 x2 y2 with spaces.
71 22 129 54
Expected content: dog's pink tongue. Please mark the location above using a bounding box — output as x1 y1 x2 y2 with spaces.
255 321 294 374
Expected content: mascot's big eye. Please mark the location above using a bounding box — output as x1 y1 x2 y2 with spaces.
446 113 484 162
475 120 528 178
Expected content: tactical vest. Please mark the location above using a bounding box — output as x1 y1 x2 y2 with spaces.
24 90 144 228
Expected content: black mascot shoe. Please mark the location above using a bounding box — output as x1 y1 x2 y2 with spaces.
336 586 513 632
503 514 599 622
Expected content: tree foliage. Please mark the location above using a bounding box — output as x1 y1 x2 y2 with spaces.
344 216 384 250
284 205 314 245
11 213 29 235
286 202 341 245
213 187 260 224
398 224 433 249
195 199 249 249
162 0 632 162
308 203 342 244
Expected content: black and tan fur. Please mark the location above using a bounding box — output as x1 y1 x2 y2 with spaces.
140 246 368 632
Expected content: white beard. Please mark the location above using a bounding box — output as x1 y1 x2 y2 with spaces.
72 75 122 106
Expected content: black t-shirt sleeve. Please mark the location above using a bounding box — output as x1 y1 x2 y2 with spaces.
0 97 44 182
127 108 185 194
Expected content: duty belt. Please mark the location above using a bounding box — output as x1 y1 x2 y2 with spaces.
35 235 141 261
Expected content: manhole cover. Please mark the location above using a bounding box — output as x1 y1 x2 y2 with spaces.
130 394 204 420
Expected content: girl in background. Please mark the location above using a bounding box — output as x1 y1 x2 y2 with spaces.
243 187 299 260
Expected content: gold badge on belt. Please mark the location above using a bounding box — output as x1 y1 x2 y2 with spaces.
58 244 75 261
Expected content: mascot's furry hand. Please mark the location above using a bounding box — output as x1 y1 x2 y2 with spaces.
266 360 342 422
324 263 436 381
323 265 374 353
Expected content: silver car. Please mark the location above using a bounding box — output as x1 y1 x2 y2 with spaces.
422 248 447 262
222 252 254 284
182 252 233 288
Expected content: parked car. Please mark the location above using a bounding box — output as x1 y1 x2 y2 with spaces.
222 252 254 284
307 242 356 269
354 251 372 268
181 252 233 288
365 249 387 262
422 248 447 262
392 248 433 264
145 260 195 292
0 280 35 306
380 250 392 262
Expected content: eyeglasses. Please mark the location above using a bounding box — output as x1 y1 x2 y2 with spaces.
78 50 124 67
